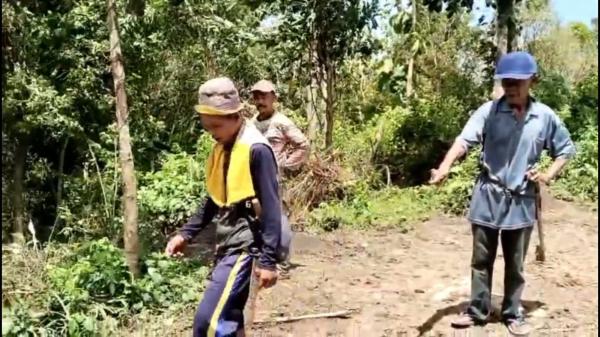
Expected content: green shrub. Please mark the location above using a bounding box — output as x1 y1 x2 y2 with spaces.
533 69 573 111
47 239 208 313
1 239 210 336
567 72 598 138
541 125 598 202
2 302 43 337
432 150 480 215
47 239 138 314
373 96 470 186
138 133 213 250
309 185 438 231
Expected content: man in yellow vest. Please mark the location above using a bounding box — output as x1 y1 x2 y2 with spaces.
165 77 283 337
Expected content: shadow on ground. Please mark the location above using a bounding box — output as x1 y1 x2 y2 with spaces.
417 295 546 336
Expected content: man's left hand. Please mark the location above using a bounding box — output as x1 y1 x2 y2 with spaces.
254 267 278 289
526 168 552 185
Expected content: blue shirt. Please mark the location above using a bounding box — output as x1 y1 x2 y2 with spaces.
457 97 576 230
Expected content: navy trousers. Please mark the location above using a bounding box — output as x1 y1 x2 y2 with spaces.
192 252 253 337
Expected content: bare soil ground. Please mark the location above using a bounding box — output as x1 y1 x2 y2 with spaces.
128 189 597 337
251 189 598 337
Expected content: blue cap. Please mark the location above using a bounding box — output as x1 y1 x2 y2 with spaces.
494 51 538 80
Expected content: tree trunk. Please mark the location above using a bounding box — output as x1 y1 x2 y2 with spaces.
11 138 28 244
107 0 140 277
305 84 319 142
515 0 527 50
506 0 518 53
492 12 509 99
406 0 418 98
324 65 336 150
307 44 325 145
406 58 415 97
53 138 69 228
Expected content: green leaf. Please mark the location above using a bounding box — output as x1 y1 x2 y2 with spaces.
2 318 14 335
83 316 95 331
68 318 79 336
411 39 420 53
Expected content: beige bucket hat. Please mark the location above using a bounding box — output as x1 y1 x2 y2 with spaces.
194 77 244 116
250 80 277 96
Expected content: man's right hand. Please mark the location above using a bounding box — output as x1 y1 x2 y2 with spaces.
429 167 450 185
165 234 187 257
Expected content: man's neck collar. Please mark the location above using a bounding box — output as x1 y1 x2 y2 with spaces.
222 122 245 150
498 95 537 115
257 110 275 121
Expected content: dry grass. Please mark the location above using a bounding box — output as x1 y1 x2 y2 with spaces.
283 152 353 229
2 243 74 311
2 245 50 308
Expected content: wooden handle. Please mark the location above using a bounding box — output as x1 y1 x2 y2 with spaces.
251 198 262 218
535 182 546 262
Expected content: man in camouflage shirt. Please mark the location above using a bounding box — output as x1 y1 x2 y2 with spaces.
251 80 310 276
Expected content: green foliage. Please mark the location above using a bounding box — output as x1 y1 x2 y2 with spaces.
47 239 137 313
1 0 270 233
430 150 480 215
137 133 213 249
2 0 599 334
310 185 436 231
567 72 598 138
2 302 43 337
569 22 595 46
3 68 79 139
529 16 598 85
57 137 122 241
533 69 572 111
541 125 598 202
423 0 475 16
372 95 471 186
2 239 210 335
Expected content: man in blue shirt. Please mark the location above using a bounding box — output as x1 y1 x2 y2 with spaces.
430 52 576 335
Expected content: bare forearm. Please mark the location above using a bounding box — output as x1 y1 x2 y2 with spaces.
438 140 467 171
546 157 570 180
283 147 309 171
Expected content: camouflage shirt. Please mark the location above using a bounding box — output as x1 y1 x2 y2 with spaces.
253 112 310 173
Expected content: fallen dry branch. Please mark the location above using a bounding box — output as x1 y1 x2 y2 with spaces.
253 309 358 325
284 152 350 227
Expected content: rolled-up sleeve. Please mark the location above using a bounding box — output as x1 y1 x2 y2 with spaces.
456 101 493 152
282 121 310 171
546 114 576 160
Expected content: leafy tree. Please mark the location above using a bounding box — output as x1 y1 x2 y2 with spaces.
570 22 596 46
2 1 107 242
258 0 379 149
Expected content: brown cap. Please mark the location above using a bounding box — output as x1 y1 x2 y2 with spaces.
250 80 277 96
194 77 243 115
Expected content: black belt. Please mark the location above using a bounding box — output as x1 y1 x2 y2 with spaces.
217 200 255 217
479 173 537 199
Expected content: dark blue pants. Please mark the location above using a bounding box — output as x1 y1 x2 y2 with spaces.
193 252 253 337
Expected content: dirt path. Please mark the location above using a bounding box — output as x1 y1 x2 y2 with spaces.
253 190 598 337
